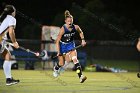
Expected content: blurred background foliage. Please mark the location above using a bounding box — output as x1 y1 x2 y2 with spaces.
0 0 139 40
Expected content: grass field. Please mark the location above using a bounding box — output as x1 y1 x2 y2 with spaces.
0 70 140 93
87 59 140 72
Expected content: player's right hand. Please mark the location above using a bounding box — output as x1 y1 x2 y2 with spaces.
13 42 19 49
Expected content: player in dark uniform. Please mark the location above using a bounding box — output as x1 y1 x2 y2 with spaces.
53 10 87 83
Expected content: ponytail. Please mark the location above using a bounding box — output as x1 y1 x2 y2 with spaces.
0 5 16 23
64 10 73 19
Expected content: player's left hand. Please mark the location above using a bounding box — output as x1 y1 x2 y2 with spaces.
13 42 19 49
81 40 86 46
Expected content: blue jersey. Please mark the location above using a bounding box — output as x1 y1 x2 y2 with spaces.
59 24 77 54
60 24 76 43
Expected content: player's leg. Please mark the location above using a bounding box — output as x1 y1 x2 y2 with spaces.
2 49 20 86
59 53 72 73
64 53 72 69
70 50 87 83
53 55 64 77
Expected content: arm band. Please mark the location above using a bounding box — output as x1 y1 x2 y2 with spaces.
81 38 85 40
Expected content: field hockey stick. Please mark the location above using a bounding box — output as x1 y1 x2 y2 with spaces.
52 44 83 59
7 42 45 57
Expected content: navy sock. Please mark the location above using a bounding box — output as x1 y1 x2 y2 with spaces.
55 63 61 70
75 63 82 78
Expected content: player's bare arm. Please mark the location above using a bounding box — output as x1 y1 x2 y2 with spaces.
75 25 86 46
56 27 64 55
137 38 140 51
8 26 19 48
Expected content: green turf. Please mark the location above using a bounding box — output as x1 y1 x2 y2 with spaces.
89 59 140 71
0 70 140 93
17 59 139 71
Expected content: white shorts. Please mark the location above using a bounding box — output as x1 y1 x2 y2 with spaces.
0 40 9 53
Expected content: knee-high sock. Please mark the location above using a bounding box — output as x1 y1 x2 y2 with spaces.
3 60 12 78
55 63 61 70
75 63 82 78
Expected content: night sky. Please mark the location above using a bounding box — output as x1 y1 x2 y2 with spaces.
1 0 82 25
0 0 138 25
0 0 140 40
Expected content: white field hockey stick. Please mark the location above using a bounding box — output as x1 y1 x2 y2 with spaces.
7 42 45 57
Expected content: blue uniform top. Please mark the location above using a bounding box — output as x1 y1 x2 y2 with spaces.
59 24 77 54
60 24 76 43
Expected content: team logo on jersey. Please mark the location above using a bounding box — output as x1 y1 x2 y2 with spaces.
64 32 75 37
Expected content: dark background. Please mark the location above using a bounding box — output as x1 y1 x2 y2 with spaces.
0 0 140 71
0 0 140 40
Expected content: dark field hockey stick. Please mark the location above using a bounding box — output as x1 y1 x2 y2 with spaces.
52 44 83 59
7 42 45 57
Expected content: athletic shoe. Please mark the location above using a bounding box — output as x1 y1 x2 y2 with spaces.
53 67 60 77
80 75 87 83
59 67 65 73
6 78 20 86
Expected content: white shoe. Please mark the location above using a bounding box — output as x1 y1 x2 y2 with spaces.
53 67 60 77
59 67 65 73
80 75 87 83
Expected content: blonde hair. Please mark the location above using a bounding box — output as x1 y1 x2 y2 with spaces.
64 10 73 19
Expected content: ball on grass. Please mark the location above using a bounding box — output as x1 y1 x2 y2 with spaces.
76 69 80 73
